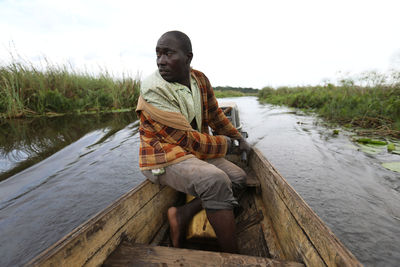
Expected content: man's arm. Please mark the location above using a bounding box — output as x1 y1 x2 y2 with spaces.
201 75 243 139
140 111 228 159
200 74 251 154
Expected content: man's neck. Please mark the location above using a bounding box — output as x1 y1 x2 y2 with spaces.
178 71 191 90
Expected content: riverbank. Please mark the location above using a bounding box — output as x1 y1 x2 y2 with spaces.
214 90 248 98
214 86 258 98
0 62 140 119
258 77 400 138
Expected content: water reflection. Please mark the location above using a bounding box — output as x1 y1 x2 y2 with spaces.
0 112 143 266
0 112 137 181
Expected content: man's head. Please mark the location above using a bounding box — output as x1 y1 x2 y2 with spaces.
156 31 193 84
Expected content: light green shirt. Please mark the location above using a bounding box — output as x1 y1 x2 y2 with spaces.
141 70 202 132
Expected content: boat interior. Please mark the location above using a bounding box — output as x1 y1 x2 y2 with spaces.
101 157 303 267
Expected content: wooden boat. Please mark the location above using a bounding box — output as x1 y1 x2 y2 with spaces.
27 104 362 266
27 147 362 266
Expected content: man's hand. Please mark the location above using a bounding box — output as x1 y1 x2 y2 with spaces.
239 138 251 155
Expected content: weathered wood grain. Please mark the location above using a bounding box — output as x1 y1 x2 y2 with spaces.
102 242 305 267
235 189 269 257
250 148 362 267
253 191 284 260
27 181 178 267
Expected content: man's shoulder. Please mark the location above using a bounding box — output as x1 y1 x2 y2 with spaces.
141 70 163 93
191 69 210 88
191 68 207 79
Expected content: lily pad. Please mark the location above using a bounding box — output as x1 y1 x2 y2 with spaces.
382 162 400 173
358 143 386 155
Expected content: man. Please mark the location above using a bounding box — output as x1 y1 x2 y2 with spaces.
136 31 250 253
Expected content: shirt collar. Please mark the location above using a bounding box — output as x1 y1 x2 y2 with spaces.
156 69 196 91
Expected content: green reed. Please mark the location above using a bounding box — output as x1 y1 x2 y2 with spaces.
214 90 247 98
0 61 140 119
258 70 400 137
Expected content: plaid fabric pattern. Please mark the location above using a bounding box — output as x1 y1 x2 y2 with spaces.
138 69 242 170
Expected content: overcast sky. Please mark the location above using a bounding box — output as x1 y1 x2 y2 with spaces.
1 0 399 88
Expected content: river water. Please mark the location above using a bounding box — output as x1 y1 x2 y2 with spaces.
0 97 399 266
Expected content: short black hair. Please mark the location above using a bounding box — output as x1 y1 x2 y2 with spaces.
161 31 192 54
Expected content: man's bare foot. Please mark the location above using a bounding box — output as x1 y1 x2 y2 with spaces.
167 206 184 247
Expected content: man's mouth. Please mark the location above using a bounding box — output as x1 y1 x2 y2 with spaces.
159 69 169 75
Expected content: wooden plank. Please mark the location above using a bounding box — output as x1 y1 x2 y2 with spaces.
27 181 178 267
253 192 285 260
257 174 326 266
245 174 260 188
237 223 269 258
249 148 362 267
85 186 178 267
235 189 269 257
150 221 169 245
102 242 305 267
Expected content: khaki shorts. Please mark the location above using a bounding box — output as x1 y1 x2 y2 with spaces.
142 157 246 210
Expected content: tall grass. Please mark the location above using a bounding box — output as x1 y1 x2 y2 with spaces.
214 90 246 98
0 61 140 119
258 70 400 137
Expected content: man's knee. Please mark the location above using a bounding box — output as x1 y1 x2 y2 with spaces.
234 167 246 185
207 157 246 187
195 168 238 210
198 168 232 196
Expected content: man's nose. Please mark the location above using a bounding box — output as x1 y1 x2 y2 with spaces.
157 54 167 65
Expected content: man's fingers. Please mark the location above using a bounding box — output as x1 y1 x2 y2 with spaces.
239 139 251 153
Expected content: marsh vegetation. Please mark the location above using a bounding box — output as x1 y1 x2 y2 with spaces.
258 70 400 138
213 86 258 98
0 60 140 119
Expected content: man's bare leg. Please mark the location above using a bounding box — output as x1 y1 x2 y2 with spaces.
167 197 202 248
206 209 238 253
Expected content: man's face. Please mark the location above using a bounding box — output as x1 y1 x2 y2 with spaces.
156 35 191 83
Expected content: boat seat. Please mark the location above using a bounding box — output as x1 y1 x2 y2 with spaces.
102 242 305 267
186 195 217 240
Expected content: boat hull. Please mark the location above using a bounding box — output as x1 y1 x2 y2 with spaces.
27 148 362 266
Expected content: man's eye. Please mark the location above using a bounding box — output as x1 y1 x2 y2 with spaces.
166 51 173 56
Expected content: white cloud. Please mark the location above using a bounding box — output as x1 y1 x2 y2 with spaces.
1 0 400 88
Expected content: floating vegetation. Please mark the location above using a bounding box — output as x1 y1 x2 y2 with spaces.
355 138 387 145
357 143 387 155
387 142 400 155
382 162 400 173
387 143 396 153
333 129 340 135
351 137 400 155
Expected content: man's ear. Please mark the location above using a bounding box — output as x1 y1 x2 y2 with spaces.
186 52 193 64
